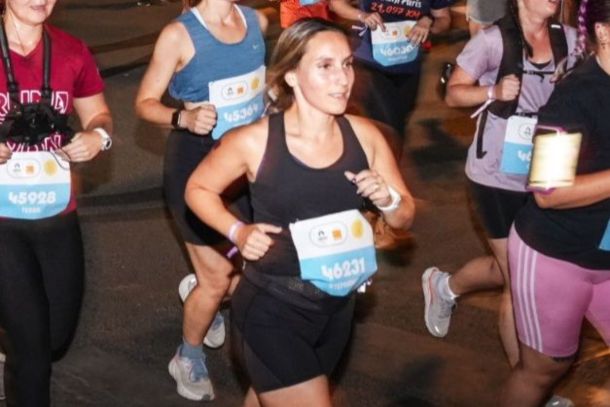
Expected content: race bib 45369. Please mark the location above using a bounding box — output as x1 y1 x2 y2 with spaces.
290 210 377 296
209 65 266 140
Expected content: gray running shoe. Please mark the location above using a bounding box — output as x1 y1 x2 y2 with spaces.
178 274 226 349
545 395 574 407
422 267 455 338
0 352 5 401
168 349 214 401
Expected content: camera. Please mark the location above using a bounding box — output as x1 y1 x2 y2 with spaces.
0 101 73 146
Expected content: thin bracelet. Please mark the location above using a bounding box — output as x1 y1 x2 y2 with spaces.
228 221 244 244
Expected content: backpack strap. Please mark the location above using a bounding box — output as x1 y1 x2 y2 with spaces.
487 15 524 119
475 17 568 159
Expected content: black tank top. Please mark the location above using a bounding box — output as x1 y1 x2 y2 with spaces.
245 112 369 309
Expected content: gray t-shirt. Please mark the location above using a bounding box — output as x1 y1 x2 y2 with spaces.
457 25 577 192
467 0 507 25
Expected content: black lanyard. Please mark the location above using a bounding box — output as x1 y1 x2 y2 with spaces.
0 20 52 107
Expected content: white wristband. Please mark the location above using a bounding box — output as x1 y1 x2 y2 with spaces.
93 127 112 151
376 186 402 213
487 85 496 101
228 221 244 244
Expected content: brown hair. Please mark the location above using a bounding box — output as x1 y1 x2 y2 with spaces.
266 18 347 111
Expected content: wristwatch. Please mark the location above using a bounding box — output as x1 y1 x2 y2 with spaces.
171 109 184 130
93 128 112 151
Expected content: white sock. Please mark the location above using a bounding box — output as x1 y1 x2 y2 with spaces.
438 274 459 301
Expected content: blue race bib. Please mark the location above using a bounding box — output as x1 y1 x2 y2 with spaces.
371 20 419 67
0 151 71 219
290 210 377 296
500 115 537 175
209 65 266 140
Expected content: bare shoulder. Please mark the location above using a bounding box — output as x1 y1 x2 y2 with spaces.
343 114 384 144
218 116 269 153
157 20 189 48
255 10 269 34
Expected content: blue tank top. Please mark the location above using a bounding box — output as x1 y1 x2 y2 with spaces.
169 6 265 103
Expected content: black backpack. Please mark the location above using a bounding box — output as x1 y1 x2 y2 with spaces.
475 15 568 158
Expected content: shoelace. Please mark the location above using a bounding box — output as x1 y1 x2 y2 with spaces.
209 313 224 330
438 298 455 319
189 357 209 381
433 274 456 318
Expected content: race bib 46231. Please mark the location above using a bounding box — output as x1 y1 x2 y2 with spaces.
0 151 71 219
289 210 377 296
208 65 266 140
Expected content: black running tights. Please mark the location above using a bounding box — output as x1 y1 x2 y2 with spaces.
0 212 84 407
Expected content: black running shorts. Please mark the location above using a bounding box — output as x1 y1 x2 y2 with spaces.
231 277 355 393
163 130 250 246
468 180 529 239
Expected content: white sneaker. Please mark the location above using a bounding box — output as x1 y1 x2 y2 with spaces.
0 352 5 401
178 274 226 349
545 395 574 407
422 267 456 338
178 273 198 303
168 349 214 401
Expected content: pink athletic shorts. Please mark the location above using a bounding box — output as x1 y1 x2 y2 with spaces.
509 227 610 358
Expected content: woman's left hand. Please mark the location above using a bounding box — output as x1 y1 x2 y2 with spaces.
56 130 104 162
0 143 12 165
345 170 392 208
407 16 433 45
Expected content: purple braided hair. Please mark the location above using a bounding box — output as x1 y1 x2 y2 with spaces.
574 0 591 59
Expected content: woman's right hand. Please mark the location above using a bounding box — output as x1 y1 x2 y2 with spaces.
359 12 385 31
234 223 283 261
181 103 217 135
0 143 12 164
494 74 520 101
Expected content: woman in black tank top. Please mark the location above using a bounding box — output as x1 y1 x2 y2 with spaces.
186 19 414 406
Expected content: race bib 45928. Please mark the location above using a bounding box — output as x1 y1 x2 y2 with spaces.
0 151 71 220
209 65 266 140
290 210 377 297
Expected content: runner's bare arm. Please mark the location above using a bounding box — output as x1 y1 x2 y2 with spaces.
446 66 519 107
429 7 451 34
345 115 415 230
534 170 610 209
134 22 189 127
329 0 385 31
185 119 269 240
